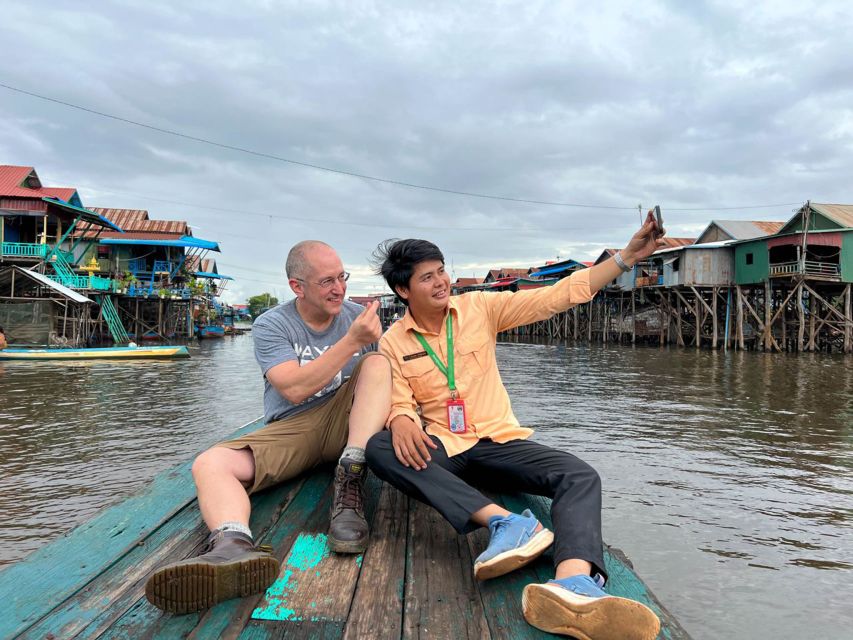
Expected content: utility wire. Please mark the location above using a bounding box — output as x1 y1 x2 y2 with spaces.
1 82 803 213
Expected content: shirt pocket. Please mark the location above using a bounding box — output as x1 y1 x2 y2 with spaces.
456 335 489 377
400 355 442 399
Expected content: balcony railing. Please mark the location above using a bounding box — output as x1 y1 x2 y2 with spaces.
1 242 49 258
46 274 116 291
122 286 192 299
769 261 840 278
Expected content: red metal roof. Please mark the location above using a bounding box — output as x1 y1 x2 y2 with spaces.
0 165 78 201
453 277 483 286
751 221 784 235
73 208 189 238
659 237 695 248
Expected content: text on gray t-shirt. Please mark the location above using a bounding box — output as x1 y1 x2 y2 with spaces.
253 299 376 423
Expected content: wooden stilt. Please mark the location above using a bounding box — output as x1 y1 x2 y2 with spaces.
712 287 718 350
808 286 816 351
736 286 745 351
845 284 852 354
764 280 773 352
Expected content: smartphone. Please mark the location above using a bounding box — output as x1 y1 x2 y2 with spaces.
654 205 663 238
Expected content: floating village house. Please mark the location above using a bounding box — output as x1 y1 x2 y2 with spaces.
0 166 124 346
0 165 230 345
72 209 225 340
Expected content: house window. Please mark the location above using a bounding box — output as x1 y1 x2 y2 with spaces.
746 253 754 265
97 245 110 257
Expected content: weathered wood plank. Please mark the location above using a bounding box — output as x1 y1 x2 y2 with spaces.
232 471 382 640
82 477 307 640
403 500 489 640
0 417 266 640
343 485 408 640
191 472 336 640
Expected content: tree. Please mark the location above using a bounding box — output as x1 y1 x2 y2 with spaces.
248 293 278 318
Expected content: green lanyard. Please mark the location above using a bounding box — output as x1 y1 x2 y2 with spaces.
412 314 456 395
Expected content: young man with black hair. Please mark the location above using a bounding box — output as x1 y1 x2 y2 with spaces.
145 241 391 614
366 213 665 640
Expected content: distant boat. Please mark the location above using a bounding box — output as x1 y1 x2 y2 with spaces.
196 325 225 339
0 346 190 360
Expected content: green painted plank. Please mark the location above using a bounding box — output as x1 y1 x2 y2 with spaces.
235 473 382 640
189 471 336 640
0 417 265 640
49 477 306 640
402 500 490 639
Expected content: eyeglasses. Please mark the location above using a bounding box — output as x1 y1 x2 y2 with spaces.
294 272 350 291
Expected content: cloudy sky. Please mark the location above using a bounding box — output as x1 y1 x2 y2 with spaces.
2 1 852 302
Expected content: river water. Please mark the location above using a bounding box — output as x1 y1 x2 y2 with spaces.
0 335 851 639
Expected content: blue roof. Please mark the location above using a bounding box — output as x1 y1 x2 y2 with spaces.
529 261 584 277
42 197 124 232
99 235 220 251
195 271 234 280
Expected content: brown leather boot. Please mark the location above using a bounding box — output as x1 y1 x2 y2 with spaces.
328 458 369 553
145 530 280 614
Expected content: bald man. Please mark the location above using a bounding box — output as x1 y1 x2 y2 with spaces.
145 241 391 614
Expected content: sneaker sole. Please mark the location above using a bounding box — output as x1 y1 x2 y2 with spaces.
328 533 368 554
522 582 661 640
473 528 554 581
144 553 280 614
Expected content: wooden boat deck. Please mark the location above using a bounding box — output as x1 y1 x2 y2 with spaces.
1 419 691 639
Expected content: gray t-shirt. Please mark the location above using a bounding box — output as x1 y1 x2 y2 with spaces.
253 299 375 423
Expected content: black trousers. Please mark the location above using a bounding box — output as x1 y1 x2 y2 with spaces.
365 432 606 577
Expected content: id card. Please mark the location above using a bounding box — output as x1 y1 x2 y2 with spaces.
447 398 467 434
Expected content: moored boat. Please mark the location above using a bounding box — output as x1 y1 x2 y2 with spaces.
196 324 225 339
0 417 690 639
0 345 190 360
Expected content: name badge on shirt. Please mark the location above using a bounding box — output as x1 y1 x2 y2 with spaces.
447 397 467 434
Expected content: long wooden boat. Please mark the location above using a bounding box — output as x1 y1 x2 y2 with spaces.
0 345 190 360
0 418 691 639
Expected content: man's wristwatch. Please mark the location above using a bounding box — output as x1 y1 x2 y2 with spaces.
613 251 632 273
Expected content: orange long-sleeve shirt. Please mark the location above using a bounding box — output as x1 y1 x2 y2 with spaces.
379 269 596 456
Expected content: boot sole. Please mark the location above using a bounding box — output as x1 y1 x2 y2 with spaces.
145 553 280 614
522 582 661 640
328 533 368 554
474 528 554 581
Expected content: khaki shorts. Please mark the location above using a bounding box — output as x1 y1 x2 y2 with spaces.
218 353 381 494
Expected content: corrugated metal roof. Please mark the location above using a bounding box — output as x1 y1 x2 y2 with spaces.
0 165 78 202
12 267 93 303
100 235 220 251
811 203 853 228
97 231 183 241
701 220 784 241
659 237 695 248
77 209 189 238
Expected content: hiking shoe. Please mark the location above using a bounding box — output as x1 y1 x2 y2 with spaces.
473 509 554 580
144 530 279 614
522 574 661 640
328 458 369 553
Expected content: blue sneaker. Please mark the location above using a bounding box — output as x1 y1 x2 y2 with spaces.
473 509 554 580
522 574 660 640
